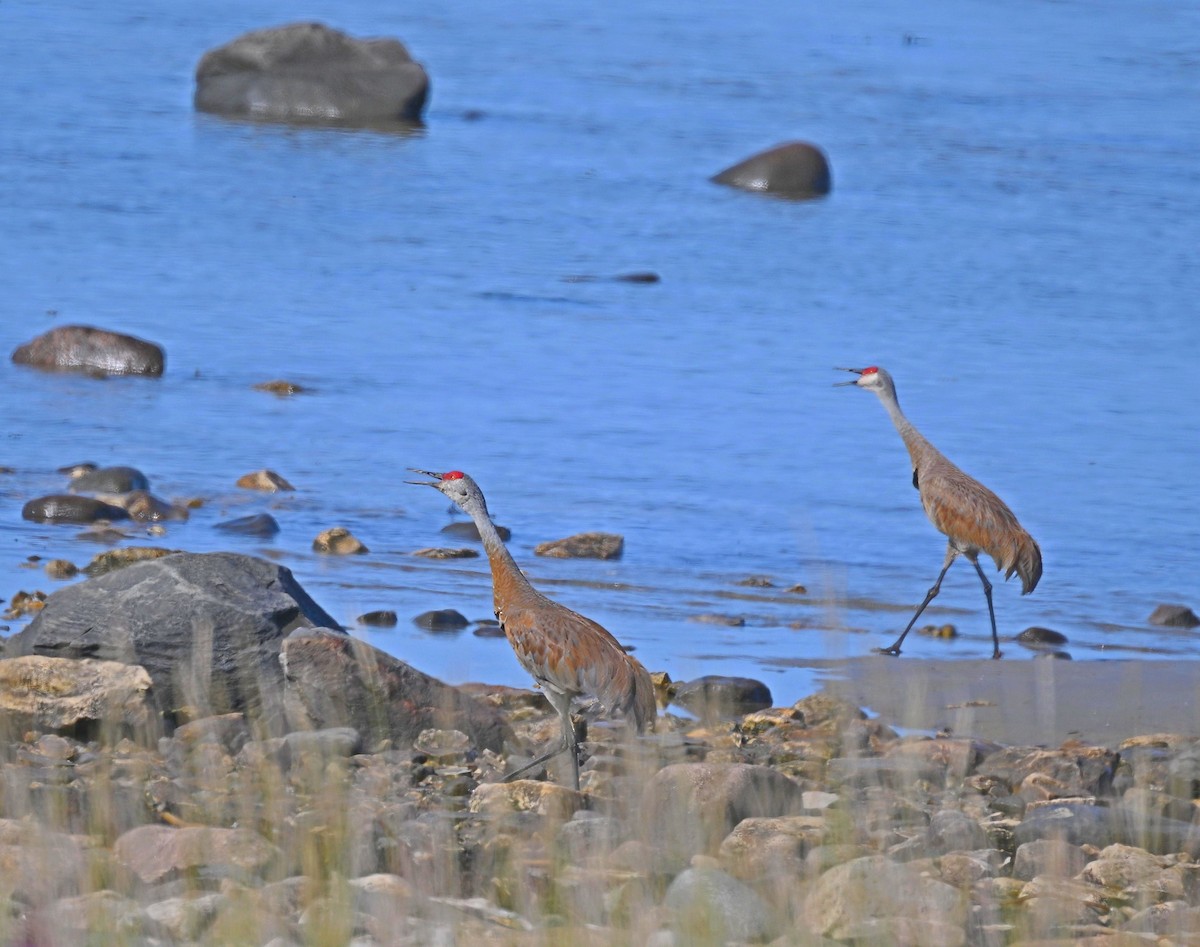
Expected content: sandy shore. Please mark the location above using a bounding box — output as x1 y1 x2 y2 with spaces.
816 656 1200 746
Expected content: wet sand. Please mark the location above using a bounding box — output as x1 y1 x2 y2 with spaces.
816 657 1200 746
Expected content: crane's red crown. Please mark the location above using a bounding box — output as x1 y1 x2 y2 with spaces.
443 471 465 481
862 366 879 375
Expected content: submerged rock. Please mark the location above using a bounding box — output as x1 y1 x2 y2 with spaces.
22 495 129 524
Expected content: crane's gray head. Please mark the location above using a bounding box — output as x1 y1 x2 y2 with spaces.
406 469 489 517
835 365 896 397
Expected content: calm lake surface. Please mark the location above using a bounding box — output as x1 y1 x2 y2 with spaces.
3 0 1199 708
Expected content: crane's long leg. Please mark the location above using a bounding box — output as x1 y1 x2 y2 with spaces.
877 548 957 657
502 688 580 790
970 558 1002 659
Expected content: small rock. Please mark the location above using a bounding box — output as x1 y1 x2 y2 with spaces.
69 465 150 494
916 623 958 639
469 780 584 819
253 380 309 395
805 855 965 940
413 728 471 759
413 608 469 632
736 575 773 588
22 494 129 524
663 866 777 943
534 532 623 560
1012 838 1089 881
671 676 772 720
236 469 295 492
689 613 745 627
312 527 368 554
413 547 479 559
215 513 281 538
122 490 187 522
358 610 398 627
1016 626 1069 648
44 559 79 581
84 546 178 577
113 824 279 885
717 815 824 880
441 521 511 542
3 590 47 619
0 656 153 732
712 141 832 199
1148 604 1200 628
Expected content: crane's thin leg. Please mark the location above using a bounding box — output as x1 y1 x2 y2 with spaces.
502 689 580 790
877 549 957 657
971 558 1002 659
502 737 567 782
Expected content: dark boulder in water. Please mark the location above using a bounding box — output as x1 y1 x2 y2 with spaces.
712 141 832 199
12 325 164 376
195 22 429 127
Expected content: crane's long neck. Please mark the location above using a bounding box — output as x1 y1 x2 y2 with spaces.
466 506 536 602
874 381 937 468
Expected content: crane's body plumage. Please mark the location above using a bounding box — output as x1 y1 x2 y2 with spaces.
838 366 1042 657
409 470 655 788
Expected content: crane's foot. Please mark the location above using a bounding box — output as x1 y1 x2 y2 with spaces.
872 645 903 657
991 649 1003 660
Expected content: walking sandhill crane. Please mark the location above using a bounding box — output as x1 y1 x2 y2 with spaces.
836 366 1042 658
407 469 656 790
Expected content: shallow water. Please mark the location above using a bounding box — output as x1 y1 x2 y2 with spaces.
3 0 1199 707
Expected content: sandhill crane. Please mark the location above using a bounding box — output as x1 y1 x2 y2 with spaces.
836 366 1042 658
407 469 656 789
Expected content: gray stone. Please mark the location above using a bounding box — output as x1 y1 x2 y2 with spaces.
663 866 776 943
1012 838 1089 881
0 656 153 736
1148 603 1200 628
413 608 468 631
641 762 808 869
926 810 990 856
12 325 165 376
804 855 965 941
9 552 342 727
281 629 512 752
534 531 624 559
712 141 832 199
113 824 279 886
22 494 129 524
69 465 149 494
215 513 281 538
671 675 772 720
195 22 429 126
1014 800 1200 856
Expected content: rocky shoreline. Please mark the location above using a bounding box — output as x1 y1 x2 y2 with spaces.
0 553 1197 945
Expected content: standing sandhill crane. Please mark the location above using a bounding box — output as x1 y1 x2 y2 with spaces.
836 367 1042 658
407 469 657 790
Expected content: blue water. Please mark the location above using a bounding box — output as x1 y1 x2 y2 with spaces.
3 0 1199 707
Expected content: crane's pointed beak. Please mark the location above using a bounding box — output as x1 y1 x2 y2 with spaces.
833 367 864 387
405 468 444 487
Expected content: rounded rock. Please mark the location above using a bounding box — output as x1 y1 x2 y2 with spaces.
712 141 832 199
312 527 367 555
195 22 429 127
68 465 149 494
22 495 129 524
12 325 165 376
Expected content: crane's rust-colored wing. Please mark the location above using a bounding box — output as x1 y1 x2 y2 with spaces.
920 464 1042 595
498 597 656 733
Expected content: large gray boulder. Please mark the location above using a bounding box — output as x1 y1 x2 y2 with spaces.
195 22 429 127
8 552 342 728
12 325 164 376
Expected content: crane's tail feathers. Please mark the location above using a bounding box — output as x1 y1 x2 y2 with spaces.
1002 533 1042 595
